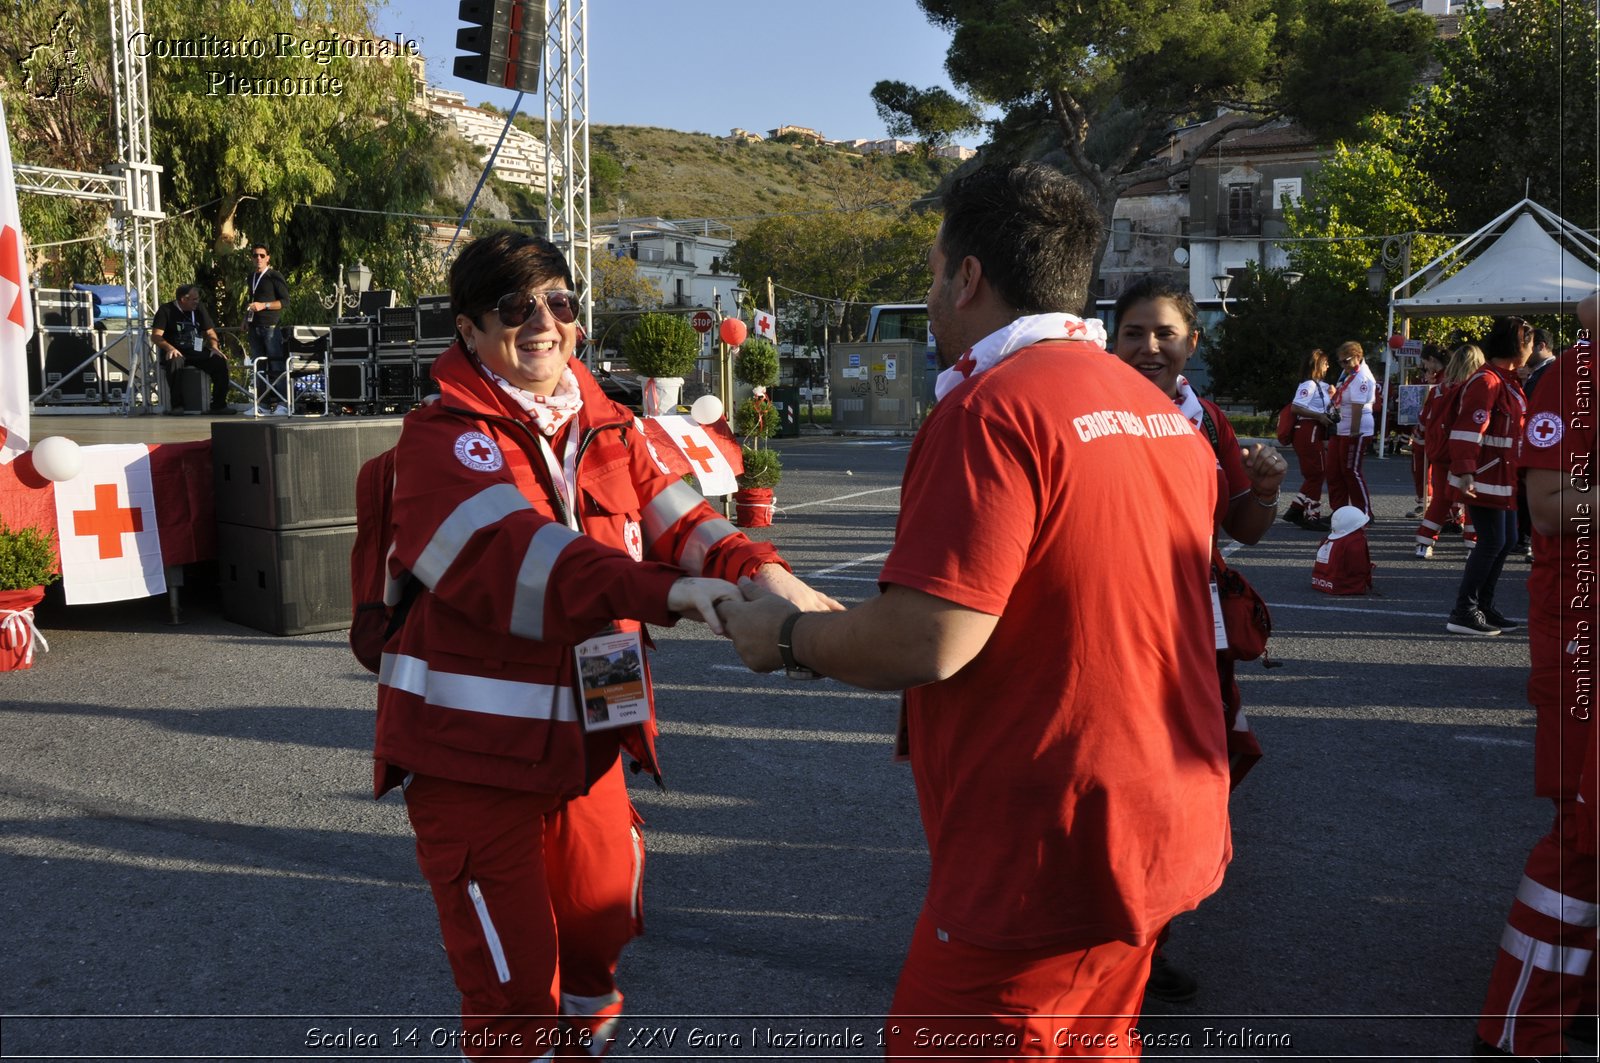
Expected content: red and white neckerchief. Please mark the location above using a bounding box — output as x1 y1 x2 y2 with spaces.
481 364 584 438
1172 375 1207 429
933 312 1108 401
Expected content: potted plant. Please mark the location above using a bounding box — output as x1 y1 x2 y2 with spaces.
0 520 60 671
734 445 781 528
732 337 783 526
623 312 701 415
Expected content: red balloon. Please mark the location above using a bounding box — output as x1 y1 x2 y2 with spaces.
1388 333 1406 349
719 317 748 346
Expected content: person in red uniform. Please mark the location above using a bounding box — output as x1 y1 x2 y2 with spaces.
1475 291 1599 1060
1284 347 1335 530
1407 345 1446 519
1445 317 1532 636
1329 341 1377 517
717 164 1232 1059
1417 343 1485 558
374 230 837 1059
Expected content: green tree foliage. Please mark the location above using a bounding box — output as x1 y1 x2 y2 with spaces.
733 338 780 388
728 158 940 341
1209 265 1380 410
622 312 700 378
918 0 1434 281
591 251 663 356
870 80 983 155
1417 0 1598 232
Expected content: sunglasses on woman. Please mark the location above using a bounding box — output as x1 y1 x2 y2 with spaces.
494 289 579 327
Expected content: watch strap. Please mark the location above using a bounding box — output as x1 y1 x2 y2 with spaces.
778 611 819 679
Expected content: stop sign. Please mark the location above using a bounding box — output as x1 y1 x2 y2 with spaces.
690 310 714 333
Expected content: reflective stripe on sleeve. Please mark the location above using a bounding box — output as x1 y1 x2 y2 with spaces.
1469 481 1515 497
640 479 703 548
1516 876 1600 927
1480 434 1515 448
411 484 533 590
1449 429 1487 443
509 522 585 640
1500 925 1595 976
380 653 579 721
679 518 739 576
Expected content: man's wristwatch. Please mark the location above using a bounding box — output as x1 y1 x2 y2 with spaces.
778 611 820 681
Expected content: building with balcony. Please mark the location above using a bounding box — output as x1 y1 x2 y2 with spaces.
598 217 738 312
767 124 827 144
426 88 565 187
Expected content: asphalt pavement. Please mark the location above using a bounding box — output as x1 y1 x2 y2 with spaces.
0 430 1571 1062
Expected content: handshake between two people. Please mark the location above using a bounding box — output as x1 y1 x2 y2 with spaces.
667 564 845 672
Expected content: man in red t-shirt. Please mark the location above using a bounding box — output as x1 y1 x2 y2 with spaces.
718 165 1231 1059
1476 291 1599 1059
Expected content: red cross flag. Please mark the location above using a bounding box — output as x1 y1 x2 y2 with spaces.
647 414 742 496
753 309 776 341
52 444 167 604
0 96 33 465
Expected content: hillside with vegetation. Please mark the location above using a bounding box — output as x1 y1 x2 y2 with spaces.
553 123 959 232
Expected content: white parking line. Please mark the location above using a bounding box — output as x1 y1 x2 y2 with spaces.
778 486 900 513
1456 735 1533 747
804 550 891 578
1270 602 1451 620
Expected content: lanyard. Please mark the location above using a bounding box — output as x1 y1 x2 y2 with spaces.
535 426 581 531
250 270 265 297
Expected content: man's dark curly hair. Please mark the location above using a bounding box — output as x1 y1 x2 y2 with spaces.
936 163 1100 314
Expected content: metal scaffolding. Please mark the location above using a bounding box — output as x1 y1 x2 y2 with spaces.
544 0 592 346
12 0 164 415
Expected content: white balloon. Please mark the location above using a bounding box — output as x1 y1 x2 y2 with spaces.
30 436 82 482
690 394 724 425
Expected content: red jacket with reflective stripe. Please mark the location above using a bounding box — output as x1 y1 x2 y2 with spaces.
373 344 782 797
1446 363 1526 510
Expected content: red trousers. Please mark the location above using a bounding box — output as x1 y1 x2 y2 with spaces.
1478 800 1599 1057
1416 462 1476 546
1328 434 1371 516
887 908 1157 1059
1289 420 1327 517
404 760 643 1060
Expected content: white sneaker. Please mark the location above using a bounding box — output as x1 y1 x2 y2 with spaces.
271 403 290 416
1416 544 1432 559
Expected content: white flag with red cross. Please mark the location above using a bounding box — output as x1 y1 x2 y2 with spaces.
52 444 167 604
753 308 776 341
646 414 741 496
0 95 33 465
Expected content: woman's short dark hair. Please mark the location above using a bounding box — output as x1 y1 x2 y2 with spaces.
450 230 573 324
937 164 1099 314
1482 315 1530 363
1112 275 1200 335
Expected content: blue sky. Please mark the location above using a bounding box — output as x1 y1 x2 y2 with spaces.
373 0 974 144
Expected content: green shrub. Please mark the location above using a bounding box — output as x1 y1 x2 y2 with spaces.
1228 414 1274 439
733 337 779 388
737 445 782 489
623 313 700 378
0 520 60 591
734 396 779 441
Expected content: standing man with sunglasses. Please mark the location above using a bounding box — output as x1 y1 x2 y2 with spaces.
243 244 289 403
374 230 839 1059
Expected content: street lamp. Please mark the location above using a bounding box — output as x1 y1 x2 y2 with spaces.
1212 273 1235 315
320 260 373 322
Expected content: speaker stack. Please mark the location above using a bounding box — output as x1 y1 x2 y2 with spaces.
211 417 404 635
28 289 108 406
320 297 452 415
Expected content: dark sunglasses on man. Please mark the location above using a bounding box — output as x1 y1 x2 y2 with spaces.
494 289 579 327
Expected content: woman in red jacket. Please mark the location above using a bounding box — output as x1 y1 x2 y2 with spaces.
1415 343 1483 558
1444 317 1532 635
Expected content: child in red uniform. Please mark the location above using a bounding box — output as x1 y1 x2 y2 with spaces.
1312 506 1373 595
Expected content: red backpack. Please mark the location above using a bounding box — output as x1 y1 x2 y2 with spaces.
349 448 418 674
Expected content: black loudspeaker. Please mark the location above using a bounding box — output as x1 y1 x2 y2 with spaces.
34 288 93 330
327 362 370 409
180 366 208 412
216 522 357 635
30 329 101 402
358 289 397 317
417 295 454 340
330 323 373 357
379 306 419 343
210 417 404 530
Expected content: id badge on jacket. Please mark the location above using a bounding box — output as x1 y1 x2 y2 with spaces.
575 628 651 732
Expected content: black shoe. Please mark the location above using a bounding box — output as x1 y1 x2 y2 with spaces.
1281 507 1305 525
1144 953 1199 1003
1299 515 1333 533
1481 607 1520 631
1447 609 1502 636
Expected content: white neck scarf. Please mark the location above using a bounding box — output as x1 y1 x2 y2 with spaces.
481 365 584 437
1172 375 1206 427
934 312 1108 401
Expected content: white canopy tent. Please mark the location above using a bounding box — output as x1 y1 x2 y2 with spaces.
1377 198 1600 453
